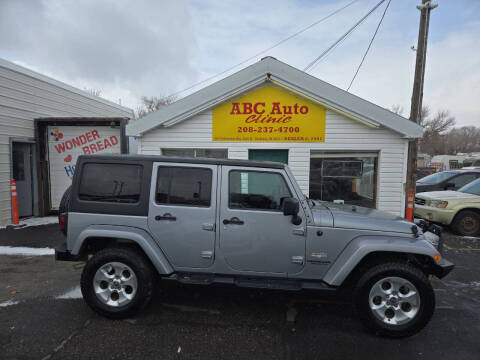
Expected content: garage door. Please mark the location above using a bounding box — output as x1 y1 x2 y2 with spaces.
47 126 121 210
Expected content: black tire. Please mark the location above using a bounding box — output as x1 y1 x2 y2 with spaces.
81 247 154 319
353 262 435 338
451 210 480 236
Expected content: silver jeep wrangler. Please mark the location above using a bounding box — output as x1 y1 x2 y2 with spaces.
56 154 453 337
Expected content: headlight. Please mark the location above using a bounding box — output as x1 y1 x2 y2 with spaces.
428 200 448 208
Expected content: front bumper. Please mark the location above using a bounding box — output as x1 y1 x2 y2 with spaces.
432 258 455 279
414 205 455 225
55 243 87 262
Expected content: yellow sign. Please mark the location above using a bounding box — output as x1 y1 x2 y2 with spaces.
212 85 326 142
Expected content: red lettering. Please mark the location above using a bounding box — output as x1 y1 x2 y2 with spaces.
65 140 73 150
89 143 98 153
82 146 91 154
79 135 87 145
242 103 252 114
103 138 111 149
245 114 257 123
54 143 66 154
230 103 241 115
92 129 100 140
293 104 299 114
110 136 118 146
96 140 104 151
71 137 80 147
253 102 265 114
282 105 292 115
86 132 93 142
299 105 308 114
270 102 281 114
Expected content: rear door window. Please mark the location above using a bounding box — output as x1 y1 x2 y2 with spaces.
79 163 142 203
156 167 212 207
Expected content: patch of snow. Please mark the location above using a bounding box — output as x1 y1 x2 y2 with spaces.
0 216 58 230
56 286 83 299
462 236 480 240
0 300 20 307
0 246 54 256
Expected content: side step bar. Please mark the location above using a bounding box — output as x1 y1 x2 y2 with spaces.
164 273 337 292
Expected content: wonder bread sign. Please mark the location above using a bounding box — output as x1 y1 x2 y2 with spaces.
212 85 326 142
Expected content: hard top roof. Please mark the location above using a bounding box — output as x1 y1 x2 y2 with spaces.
77 154 286 169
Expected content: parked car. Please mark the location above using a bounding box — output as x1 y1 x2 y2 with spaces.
56 155 453 338
416 167 436 180
462 158 480 170
416 170 480 193
414 178 480 236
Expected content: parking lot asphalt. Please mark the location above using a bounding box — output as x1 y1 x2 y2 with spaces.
1 224 479 360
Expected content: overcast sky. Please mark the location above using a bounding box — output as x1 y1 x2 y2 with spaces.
0 0 478 126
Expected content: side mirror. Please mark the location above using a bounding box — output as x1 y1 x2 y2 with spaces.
444 182 455 190
282 197 302 225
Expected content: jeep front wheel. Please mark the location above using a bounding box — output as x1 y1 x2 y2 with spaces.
354 262 435 338
81 248 154 319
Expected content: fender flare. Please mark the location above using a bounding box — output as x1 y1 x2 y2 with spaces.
323 235 438 286
71 225 174 275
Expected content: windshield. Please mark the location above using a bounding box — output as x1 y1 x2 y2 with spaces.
459 178 480 196
463 160 480 167
417 171 455 185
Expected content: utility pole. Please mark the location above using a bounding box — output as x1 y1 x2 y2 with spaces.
405 0 437 216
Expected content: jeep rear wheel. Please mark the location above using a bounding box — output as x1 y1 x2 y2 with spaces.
354 262 435 338
81 248 154 319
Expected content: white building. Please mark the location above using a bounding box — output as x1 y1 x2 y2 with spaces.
127 58 423 216
0 58 134 225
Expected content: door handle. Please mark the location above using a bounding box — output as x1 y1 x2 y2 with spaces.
155 213 176 221
223 217 244 225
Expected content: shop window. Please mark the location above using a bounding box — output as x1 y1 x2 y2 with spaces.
161 148 228 159
309 152 378 208
79 163 142 203
156 167 212 207
229 170 291 211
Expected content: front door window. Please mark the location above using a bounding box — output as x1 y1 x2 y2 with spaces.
229 170 291 211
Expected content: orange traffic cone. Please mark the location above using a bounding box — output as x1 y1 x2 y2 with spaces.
406 188 414 222
11 178 19 226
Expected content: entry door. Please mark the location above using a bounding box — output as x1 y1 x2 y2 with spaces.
12 142 33 217
148 163 217 269
219 166 306 275
249 149 288 164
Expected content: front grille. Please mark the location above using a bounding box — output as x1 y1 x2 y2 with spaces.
415 197 426 205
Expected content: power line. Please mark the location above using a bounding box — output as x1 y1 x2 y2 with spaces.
167 0 359 98
303 0 387 73
347 0 392 91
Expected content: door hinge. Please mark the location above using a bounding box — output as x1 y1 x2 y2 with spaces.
291 256 304 265
292 228 305 236
202 223 215 231
201 250 213 259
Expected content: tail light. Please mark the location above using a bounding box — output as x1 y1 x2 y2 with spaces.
59 213 67 235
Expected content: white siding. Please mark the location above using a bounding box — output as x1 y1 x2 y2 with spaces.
139 109 408 216
0 62 133 225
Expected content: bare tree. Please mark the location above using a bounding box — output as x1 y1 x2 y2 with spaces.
419 109 456 155
390 104 404 115
84 88 102 97
137 95 175 118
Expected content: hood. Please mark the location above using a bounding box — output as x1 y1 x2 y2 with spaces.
416 190 479 201
311 201 414 234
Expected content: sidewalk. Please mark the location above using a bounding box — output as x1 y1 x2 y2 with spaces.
0 217 64 249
